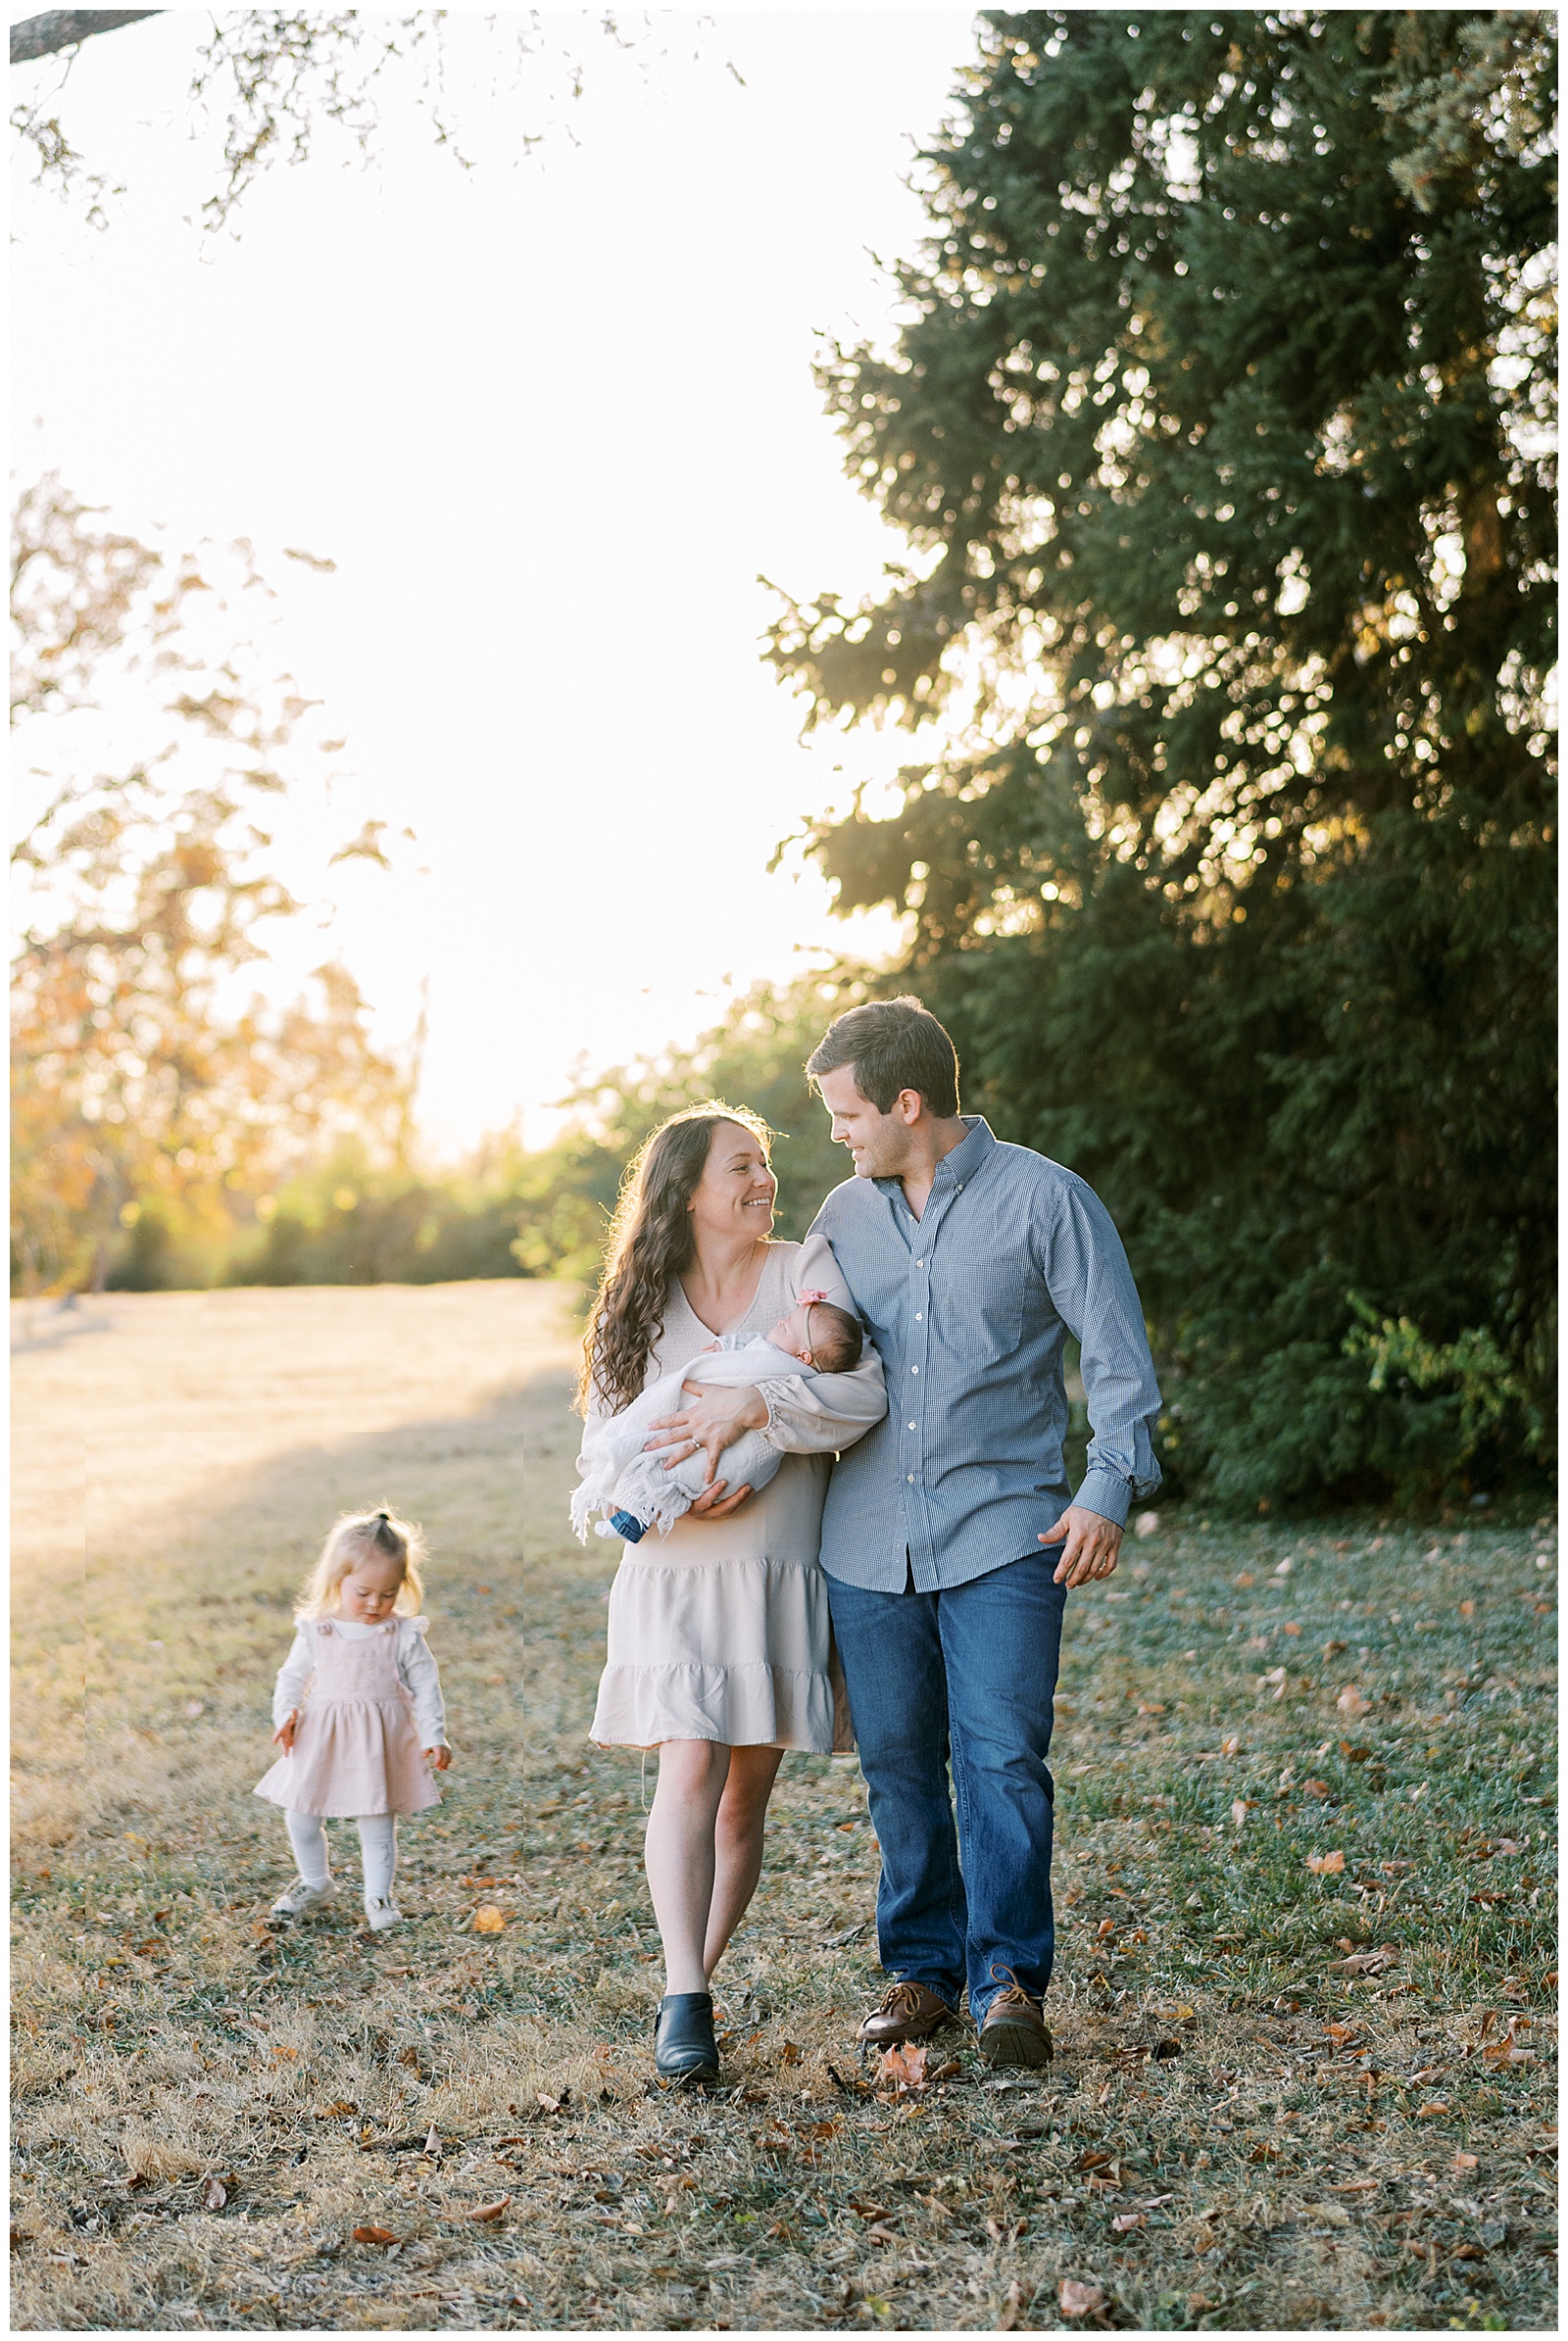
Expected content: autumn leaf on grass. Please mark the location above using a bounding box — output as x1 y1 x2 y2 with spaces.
466 2196 511 2223
1060 2276 1105 2317
1336 1685 1370 1715
1328 1947 1397 1976
353 2224 400 2247
1306 1849 1346 1875
1111 2211 1146 2232
878 2040 928 2090
472 1905 506 1933
202 2177 227 2212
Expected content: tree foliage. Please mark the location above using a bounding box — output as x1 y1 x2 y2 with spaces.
767 9 1556 1508
11 479 409 1292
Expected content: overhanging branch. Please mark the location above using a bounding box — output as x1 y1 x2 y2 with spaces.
11 11 163 67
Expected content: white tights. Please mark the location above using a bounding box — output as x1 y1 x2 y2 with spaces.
286 1809 398 1903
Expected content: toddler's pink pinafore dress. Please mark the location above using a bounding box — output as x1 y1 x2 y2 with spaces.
253 1619 441 1819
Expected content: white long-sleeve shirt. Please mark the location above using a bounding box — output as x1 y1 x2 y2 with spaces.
271 1615 448 1747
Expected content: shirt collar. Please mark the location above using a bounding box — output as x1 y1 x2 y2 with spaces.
876 1114 996 1202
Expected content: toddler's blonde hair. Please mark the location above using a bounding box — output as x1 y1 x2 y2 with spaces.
296 1508 426 1620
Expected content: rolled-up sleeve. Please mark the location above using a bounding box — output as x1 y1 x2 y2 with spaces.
1036 1179 1162 1526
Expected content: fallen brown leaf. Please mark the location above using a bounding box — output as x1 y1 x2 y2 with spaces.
472 1905 506 1933
1060 2276 1105 2318
202 2177 227 2212
352 2224 399 2247
998 2276 1023 2330
1306 1848 1346 1875
466 2196 511 2222
878 2040 929 2090
1111 2211 1146 2232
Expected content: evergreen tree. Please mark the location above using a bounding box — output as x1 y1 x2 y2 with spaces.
767 10 1555 1506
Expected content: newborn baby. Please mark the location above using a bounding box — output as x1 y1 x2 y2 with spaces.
572 1294 864 1544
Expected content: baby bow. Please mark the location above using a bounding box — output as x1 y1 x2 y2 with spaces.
798 1289 830 1305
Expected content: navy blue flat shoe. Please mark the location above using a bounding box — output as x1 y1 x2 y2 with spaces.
655 1991 720 2086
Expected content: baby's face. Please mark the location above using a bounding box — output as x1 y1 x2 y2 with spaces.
767 1304 818 1365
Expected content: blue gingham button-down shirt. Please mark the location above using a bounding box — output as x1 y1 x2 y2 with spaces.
797 1117 1161 1593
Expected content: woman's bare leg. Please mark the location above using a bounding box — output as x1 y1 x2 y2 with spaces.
644 1739 731 1995
704 1745 784 1979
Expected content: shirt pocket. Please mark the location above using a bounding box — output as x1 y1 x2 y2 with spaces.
941 1254 1023 1354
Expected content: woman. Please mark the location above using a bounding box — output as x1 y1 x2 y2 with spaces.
577 1102 886 2085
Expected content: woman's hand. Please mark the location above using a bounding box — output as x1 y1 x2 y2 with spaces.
272 1711 298 1751
644 1381 767 1488
426 1744 452 1771
686 1477 756 1520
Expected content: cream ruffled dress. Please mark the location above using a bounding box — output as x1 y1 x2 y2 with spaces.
585 1237 886 1752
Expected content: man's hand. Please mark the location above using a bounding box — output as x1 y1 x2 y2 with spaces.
643 1381 767 1488
1039 1505 1122 1589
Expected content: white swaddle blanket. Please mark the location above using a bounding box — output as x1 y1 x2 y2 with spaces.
572 1336 812 1543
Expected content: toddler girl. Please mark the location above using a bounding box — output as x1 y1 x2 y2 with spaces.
571 1292 863 1544
254 1508 450 1932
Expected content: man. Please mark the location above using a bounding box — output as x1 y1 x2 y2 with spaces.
802 996 1161 2065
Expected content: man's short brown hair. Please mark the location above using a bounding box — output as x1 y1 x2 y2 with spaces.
806 997 960 1118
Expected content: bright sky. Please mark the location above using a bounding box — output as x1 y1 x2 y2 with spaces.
11 6 976 1148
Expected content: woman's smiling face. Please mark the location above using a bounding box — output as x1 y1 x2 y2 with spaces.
687 1121 775 1246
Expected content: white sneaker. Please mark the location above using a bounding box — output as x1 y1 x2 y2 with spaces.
270 1877 336 1918
364 1896 402 1932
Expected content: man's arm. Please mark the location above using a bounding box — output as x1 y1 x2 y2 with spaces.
1033 1175 1162 1587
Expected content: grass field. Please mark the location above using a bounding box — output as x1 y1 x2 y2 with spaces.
10 1282 1558 2332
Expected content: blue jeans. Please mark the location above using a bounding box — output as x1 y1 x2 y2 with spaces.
826 1550 1067 2023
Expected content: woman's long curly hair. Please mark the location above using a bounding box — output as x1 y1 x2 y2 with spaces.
576 1101 773 1416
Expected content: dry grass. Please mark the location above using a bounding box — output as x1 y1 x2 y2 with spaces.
10 1283 1558 2332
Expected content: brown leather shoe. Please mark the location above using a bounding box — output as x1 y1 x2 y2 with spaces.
979 1983 1054 2069
858 1980 957 2047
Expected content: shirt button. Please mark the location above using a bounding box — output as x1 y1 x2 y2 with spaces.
906 1474 915 1484
914 1312 923 1322
907 1421 916 1430
909 1365 918 1375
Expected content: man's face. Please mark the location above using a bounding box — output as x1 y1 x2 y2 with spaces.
816 1063 919 1180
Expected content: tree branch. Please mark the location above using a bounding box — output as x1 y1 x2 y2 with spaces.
11 12 163 67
